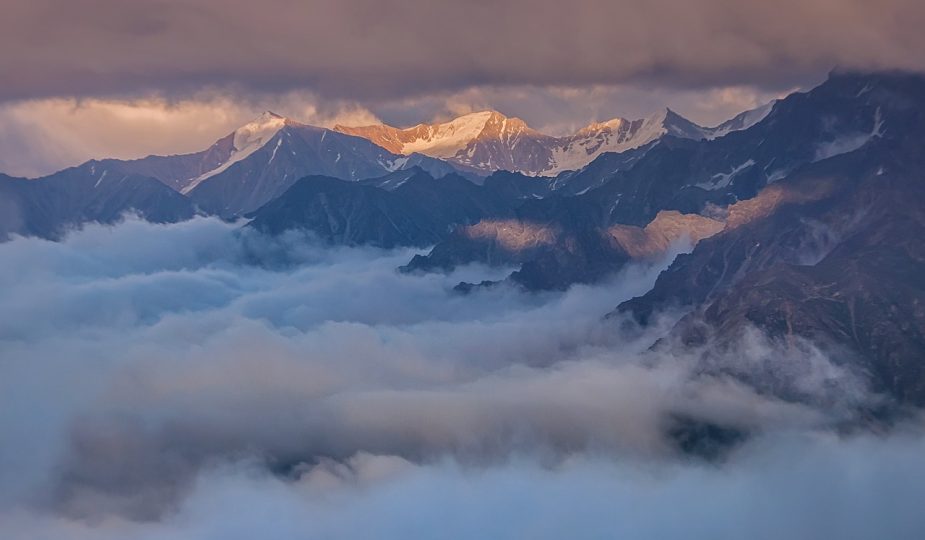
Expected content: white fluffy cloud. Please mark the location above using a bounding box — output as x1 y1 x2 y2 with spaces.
0 216 919 538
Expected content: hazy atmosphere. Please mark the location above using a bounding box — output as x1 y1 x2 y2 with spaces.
2 1 925 539
3 218 924 539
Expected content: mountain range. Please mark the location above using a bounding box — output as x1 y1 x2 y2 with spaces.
1 71 923 410
0 101 765 238
0 166 195 240
336 105 772 176
347 71 925 407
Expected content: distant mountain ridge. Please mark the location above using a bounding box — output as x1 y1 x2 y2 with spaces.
21 112 459 218
335 105 772 176
181 116 459 216
0 101 771 228
0 164 196 240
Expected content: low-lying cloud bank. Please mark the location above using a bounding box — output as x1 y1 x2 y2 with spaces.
6 433 925 540
0 216 922 539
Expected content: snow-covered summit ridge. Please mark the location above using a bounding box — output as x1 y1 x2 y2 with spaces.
401 110 500 157
336 104 772 176
181 111 293 193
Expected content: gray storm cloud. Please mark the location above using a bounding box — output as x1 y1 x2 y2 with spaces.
0 216 920 538
2 0 924 178
6 434 925 540
2 0 925 103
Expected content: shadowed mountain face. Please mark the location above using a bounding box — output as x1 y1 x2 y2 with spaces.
247 170 518 248
87 132 238 193
607 73 925 406
185 121 459 217
247 166 719 290
16 112 461 221
0 164 196 240
617 142 925 406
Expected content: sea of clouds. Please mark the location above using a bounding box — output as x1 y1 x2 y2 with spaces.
1 216 924 539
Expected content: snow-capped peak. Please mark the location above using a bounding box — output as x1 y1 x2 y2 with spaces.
181 112 290 194
255 110 284 121
707 101 776 139
402 110 501 158
338 105 766 177
335 110 526 160
576 118 626 135
541 109 698 176
642 108 709 139
234 111 288 147
639 108 682 137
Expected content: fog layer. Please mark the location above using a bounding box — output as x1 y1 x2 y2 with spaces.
0 216 920 539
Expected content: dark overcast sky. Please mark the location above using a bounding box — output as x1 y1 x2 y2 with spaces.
4 0 924 102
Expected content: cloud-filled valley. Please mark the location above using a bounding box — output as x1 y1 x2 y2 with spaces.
3 0 925 536
2 216 923 539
